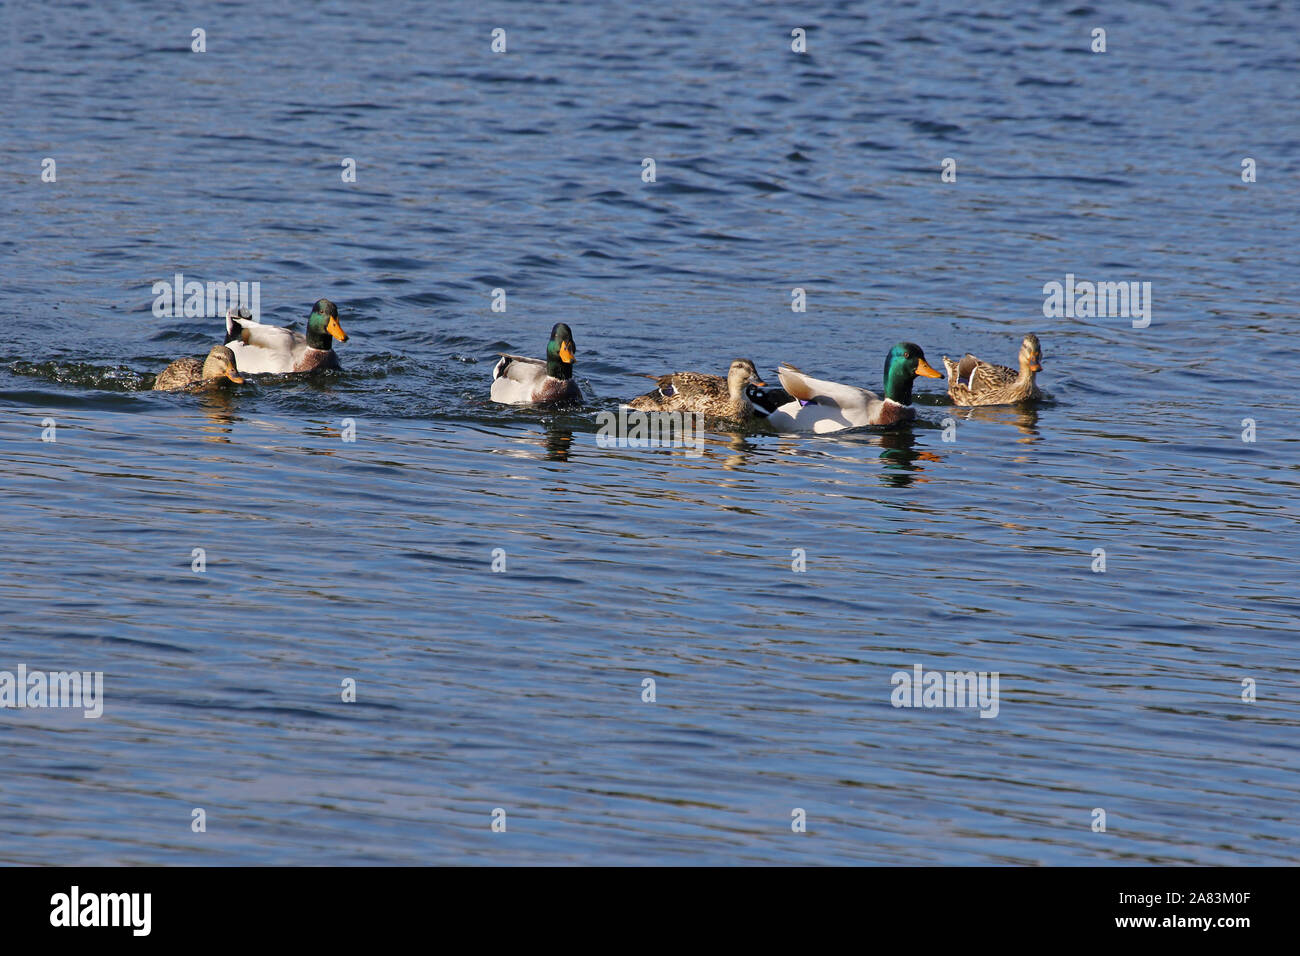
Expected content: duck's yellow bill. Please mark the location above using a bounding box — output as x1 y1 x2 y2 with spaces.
326 315 348 342
916 357 943 378
559 342 575 363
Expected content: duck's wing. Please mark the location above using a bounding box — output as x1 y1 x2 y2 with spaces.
666 372 725 398
225 314 302 370
493 353 546 381
226 313 290 347
961 356 1018 391
152 357 202 391
629 375 679 409
640 371 725 399
490 354 547 404
777 363 877 410
627 388 669 411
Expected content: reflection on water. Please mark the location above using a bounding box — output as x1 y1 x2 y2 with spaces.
952 404 1041 442
543 423 575 462
877 428 943 487
715 431 760 471
197 389 239 442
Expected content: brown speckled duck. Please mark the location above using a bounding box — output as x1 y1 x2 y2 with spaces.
153 345 244 391
628 358 765 420
942 334 1043 406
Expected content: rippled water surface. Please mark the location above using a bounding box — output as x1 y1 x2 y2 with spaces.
2 1 1298 865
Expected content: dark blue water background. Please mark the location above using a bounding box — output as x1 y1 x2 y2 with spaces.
1 1 1297 863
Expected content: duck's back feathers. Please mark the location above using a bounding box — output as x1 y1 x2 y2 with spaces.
628 371 729 414
490 353 541 403
627 359 763 419
152 358 204 391
943 353 1017 391
494 353 544 375
226 313 294 350
942 348 1040 406
777 364 879 411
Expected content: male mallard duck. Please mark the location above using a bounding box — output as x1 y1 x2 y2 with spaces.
490 323 583 405
223 299 348 374
627 358 766 419
942 333 1042 406
749 343 943 432
153 345 245 391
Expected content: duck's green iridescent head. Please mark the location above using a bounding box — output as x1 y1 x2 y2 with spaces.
546 323 577 379
883 342 942 404
305 299 348 351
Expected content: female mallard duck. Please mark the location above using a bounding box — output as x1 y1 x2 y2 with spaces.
627 358 766 419
153 345 245 391
749 343 943 432
942 333 1042 406
223 299 348 374
490 323 583 405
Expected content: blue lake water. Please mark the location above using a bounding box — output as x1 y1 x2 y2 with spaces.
1 0 1298 864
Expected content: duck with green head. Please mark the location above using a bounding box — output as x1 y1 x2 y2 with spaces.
749 343 943 432
223 298 348 374
490 323 583 405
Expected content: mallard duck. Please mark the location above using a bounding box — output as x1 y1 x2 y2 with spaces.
749 343 943 432
627 358 766 419
942 333 1042 406
223 299 348 374
153 345 245 391
490 323 583 405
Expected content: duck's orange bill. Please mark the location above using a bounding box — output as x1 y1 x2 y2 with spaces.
916 357 943 378
753 379 767 387
326 315 348 342
226 370 245 384
559 342 575 363
1029 362 1043 372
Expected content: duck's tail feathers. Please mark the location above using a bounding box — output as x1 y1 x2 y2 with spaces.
776 364 817 403
224 308 267 345
746 384 793 416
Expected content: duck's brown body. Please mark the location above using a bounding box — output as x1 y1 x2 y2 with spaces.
942 334 1043 406
628 359 763 420
153 357 207 391
153 345 244 391
290 347 341 374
